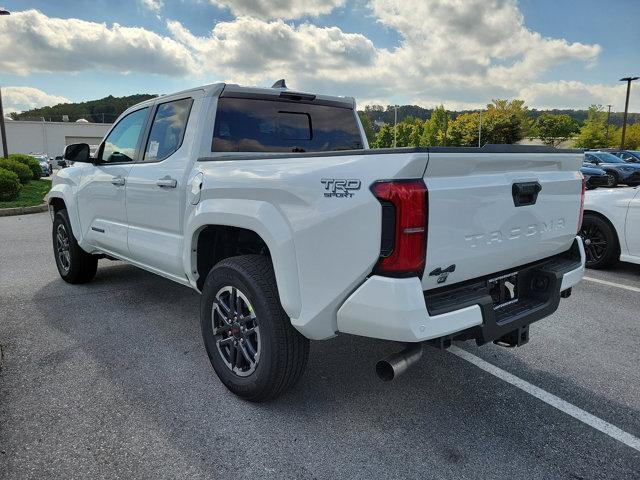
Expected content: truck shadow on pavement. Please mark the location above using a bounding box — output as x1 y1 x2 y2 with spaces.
24 261 640 479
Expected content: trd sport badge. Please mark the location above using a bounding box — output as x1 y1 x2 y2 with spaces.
321 179 361 198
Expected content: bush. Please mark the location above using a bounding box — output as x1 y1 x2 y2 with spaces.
0 158 33 184
0 167 22 201
9 153 42 180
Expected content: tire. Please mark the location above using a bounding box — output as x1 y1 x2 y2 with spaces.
200 255 309 402
579 213 619 269
608 172 619 187
52 209 98 283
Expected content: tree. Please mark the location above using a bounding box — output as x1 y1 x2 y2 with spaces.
373 124 394 148
358 112 376 146
482 99 530 144
429 105 450 145
409 121 423 147
395 122 413 147
573 105 608 149
530 113 578 147
447 112 481 146
609 122 640 149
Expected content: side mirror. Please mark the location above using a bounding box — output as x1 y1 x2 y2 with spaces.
63 143 91 163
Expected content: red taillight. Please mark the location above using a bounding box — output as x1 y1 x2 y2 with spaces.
371 179 428 276
578 174 586 233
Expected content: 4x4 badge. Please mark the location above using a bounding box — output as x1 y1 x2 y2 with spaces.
429 264 456 284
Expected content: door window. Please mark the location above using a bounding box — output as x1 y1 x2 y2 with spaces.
144 98 192 162
100 108 149 163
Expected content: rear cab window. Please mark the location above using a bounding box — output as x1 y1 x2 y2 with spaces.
212 97 364 153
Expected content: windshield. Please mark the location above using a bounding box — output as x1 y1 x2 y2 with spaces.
591 152 626 163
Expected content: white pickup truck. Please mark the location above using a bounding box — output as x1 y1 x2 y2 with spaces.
48 82 586 401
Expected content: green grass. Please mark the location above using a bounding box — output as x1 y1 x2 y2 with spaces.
0 179 52 209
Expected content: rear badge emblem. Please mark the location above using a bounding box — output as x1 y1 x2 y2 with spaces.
429 264 456 284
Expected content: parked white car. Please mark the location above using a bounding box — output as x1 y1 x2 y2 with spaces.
47 82 586 400
581 187 640 268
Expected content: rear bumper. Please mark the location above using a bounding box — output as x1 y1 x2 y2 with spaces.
337 236 585 343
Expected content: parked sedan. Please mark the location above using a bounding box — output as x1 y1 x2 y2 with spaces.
609 150 640 163
581 165 613 189
583 151 640 186
581 187 640 268
31 154 51 176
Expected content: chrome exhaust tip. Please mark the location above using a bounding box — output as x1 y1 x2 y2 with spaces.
375 343 423 381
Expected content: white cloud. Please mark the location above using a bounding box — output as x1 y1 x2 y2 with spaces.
519 81 640 112
1 4 623 111
167 17 377 84
0 9 195 76
140 0 163 14
368 0 601 95
209 0 346 20
166 0 606 110
1 86 70 114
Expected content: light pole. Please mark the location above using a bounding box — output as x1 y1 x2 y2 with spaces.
393 105 397 148
605 104 612 146
0 8 9 158
620 76 639 149
478 110 483 147
0 88 8 158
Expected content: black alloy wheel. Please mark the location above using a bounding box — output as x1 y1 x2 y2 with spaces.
579 213 618 269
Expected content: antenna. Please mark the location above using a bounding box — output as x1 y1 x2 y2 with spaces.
271 79 287 89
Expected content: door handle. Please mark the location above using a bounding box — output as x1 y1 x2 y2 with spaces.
157 177 177 188
111 176 125 186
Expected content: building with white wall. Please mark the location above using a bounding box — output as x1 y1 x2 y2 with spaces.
4 120 111 158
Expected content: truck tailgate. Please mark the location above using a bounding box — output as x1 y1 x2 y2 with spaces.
422 152 583 290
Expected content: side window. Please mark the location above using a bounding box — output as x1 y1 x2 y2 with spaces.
100 108 148 163
144 98 192 162
585 154 595 163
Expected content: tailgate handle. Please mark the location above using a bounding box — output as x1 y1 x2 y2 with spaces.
512 182 542 207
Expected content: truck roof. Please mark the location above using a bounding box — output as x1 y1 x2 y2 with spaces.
122 82 356 117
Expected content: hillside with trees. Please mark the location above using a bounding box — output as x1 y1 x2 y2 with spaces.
11 94 158 123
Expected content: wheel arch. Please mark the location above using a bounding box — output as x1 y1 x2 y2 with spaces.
186 199 302 320
47 185 84 244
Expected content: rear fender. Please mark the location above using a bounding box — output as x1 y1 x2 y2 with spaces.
185 198 302 320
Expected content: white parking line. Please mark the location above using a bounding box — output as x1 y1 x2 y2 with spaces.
583 276 640 293
449 345 640 453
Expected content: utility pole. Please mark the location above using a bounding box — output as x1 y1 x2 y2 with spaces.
0 9 10 159
393 105 397 148
478 110 483 147
0 87 8 158
620 76 639 149
605 104 612 145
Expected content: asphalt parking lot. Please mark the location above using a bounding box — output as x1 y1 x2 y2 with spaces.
1 212 639 479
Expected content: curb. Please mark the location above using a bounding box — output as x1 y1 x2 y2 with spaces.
0 203 48 217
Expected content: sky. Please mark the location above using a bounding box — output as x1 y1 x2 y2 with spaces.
1 0 639 114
